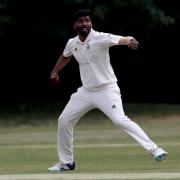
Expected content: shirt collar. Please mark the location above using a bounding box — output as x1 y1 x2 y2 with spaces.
76 28 94 44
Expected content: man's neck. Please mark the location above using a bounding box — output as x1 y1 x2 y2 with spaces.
79 34 87 42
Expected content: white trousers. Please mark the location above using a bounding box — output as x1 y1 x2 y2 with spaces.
57 83 157 164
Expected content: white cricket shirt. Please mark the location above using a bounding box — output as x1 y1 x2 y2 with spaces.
63 29 122 90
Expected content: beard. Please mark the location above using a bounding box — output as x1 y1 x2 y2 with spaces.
78 27 91 37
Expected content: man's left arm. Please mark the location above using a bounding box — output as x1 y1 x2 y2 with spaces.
118 36 139 50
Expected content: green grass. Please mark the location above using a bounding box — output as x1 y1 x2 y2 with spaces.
0 103 180 179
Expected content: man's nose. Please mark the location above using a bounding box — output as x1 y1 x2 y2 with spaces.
82 20 87 26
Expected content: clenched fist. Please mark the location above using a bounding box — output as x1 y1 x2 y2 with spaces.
128 38 139 50
50 72 59 85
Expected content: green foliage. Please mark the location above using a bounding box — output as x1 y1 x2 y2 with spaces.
90 0 175 29
0 0 15 35
148 7 175 27
0 15 11 23
1 102 180 125
130 0 175 27
93 4 108 20
0 0 177 39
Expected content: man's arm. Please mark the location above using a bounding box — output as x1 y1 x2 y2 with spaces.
118 36 139 50
50 54 72 83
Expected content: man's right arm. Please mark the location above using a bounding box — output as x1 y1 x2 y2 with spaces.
118 36 139 50
50 54 72 83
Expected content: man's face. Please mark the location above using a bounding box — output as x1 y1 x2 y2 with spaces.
73 16 92 37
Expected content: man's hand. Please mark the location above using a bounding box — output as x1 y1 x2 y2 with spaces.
50 72 59 85
128 38 139 50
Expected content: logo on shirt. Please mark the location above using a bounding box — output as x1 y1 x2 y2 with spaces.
75 47 77 51
86 43 90 50
112 104 116 109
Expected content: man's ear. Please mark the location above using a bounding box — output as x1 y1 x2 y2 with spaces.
73 23 76 30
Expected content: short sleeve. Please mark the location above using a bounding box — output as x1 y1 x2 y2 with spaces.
102 33 122 47
63 39 73 57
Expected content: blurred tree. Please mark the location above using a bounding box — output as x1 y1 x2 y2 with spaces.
0 0 15 36
0 0 179 103
0 0 175 41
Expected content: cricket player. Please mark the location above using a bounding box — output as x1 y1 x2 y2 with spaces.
48 9 167 172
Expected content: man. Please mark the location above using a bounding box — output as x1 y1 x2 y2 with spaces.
48 9 167 172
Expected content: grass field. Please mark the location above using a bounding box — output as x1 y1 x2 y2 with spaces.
0 102 180 179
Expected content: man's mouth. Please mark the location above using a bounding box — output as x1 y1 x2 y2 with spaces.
78 27 91 36
82 27 89 31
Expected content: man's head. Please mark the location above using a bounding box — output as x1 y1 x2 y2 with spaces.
73 9 92 37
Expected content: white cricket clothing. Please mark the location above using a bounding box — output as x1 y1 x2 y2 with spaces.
56 29 159 165
63 29 121 90
57 84 157 164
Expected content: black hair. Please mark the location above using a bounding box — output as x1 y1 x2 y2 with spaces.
72 9 92 22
